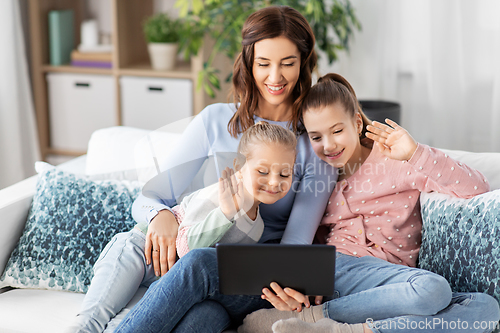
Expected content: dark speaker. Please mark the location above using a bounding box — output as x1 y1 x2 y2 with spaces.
359 100 401 124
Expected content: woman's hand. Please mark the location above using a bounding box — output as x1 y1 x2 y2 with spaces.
145 210 179 276
366 119 418 161
261 282 323 312
218 167 244 220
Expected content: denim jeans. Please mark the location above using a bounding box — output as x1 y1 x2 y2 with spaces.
325 253 500 333
171 300 231 333
115 249 499 333
114 247 270 333
67 229 158 333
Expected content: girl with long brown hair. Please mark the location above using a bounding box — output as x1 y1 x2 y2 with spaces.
239 73 498 333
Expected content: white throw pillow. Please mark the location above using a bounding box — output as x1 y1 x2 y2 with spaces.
440 148 500 190
85 126 184 183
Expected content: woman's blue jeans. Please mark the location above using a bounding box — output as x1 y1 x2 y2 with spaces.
114 248 500 333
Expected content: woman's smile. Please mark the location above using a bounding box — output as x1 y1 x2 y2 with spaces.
265 84 286 95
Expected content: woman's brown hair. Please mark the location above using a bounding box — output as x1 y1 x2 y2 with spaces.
301 73 372 140
228 6 317 137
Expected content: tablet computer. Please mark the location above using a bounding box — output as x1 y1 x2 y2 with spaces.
216 244 336 296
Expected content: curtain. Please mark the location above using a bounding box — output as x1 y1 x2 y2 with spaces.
0 0 40 190
320 0 500 152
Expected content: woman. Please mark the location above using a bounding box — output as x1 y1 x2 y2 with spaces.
70 6 337 333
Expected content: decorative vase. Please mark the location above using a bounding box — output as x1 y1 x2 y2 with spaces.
147 43 178 71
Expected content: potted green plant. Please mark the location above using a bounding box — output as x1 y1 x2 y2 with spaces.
174 0 361 97
143 13 182 70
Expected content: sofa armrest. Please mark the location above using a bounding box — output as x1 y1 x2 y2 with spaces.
0 175 38 274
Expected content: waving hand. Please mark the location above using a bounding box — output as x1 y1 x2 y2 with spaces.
366 119 418 161
219 167 244 220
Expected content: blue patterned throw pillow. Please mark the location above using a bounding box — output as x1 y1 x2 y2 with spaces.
0 163 141 293
419 190 500 303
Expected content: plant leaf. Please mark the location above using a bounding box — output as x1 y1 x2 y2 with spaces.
208 73 221 90
204 82 216 98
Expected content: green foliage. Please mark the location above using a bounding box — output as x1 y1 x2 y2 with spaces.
176 16 206 61
174 0 361 98
197 63 221 98
143 13 182 43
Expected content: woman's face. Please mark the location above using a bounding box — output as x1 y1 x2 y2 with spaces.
303 103 363 169
252 36 301 110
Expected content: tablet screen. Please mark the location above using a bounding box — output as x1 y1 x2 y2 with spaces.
216 244 336 296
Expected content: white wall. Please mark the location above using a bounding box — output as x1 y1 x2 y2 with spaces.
86 0 178 38
317 0 500 152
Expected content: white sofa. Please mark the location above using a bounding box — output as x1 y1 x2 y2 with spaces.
1 126 499 333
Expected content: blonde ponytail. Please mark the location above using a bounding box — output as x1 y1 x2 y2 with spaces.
237 121 297 160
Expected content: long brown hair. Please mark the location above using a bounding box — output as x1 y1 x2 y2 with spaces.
301 73 372 140
228 6 317 137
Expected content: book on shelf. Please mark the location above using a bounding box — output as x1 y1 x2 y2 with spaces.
48 10 74 65
71 50 112 62
71 60 112 69
78 44 114 53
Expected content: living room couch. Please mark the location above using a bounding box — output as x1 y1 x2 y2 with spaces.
1 126 499 333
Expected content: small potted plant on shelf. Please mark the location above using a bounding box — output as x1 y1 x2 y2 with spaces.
143 13 182 71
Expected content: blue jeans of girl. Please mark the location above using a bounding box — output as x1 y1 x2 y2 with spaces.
114 248 499 333
330 253 499 332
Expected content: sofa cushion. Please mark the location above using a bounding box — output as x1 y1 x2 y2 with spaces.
419 189 500 302
0 163 141 293
440 148 500 191
0 156 88 276
85 126 183 183
0 287 147 333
